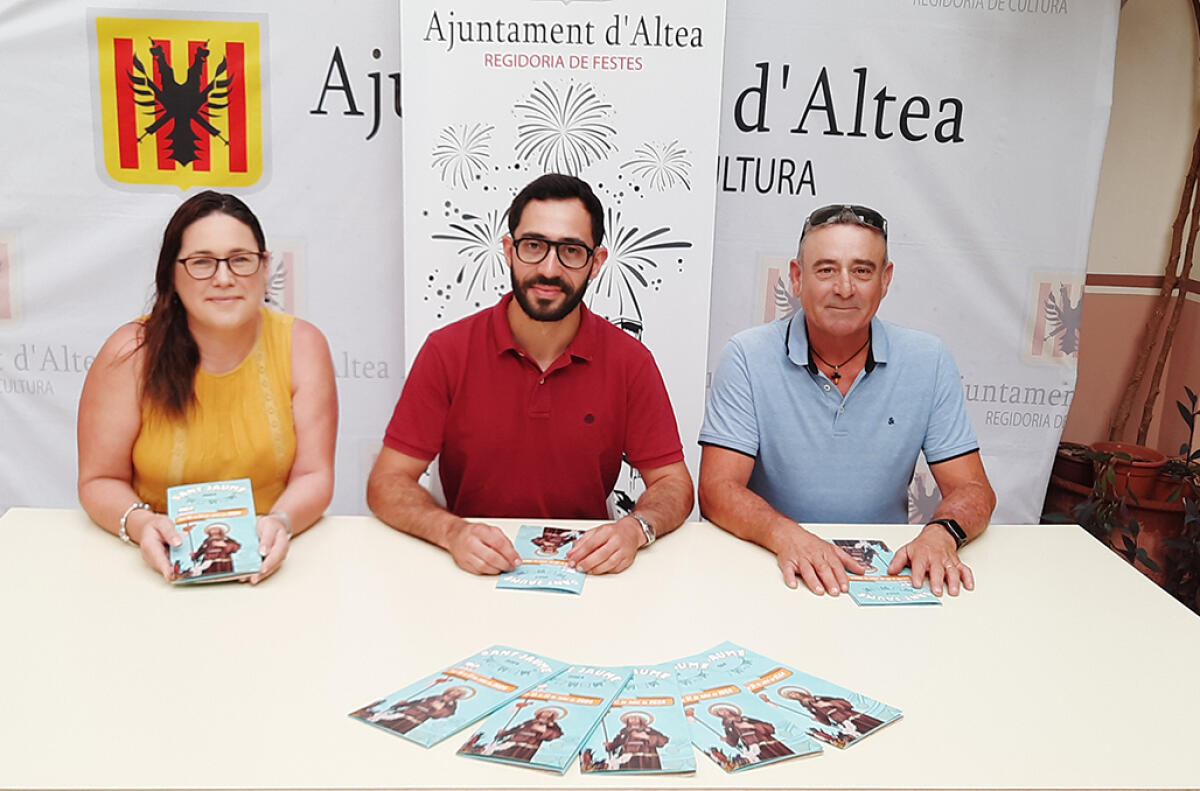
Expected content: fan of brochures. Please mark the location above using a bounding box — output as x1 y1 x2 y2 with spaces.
349 641 901 775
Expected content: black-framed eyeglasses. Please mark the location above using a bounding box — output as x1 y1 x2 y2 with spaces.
800 204 888 246
177 252 267 280
512 237 595 270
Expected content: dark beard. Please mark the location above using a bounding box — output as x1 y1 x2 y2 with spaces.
510 268 590 322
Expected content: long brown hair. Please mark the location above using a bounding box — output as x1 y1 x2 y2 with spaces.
139 191 266 417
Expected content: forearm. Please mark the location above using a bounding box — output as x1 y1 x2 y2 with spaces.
366 471 466 551
929 480 995 542
269 469 334 537
79 476 152 539
629 474 693 539
698 478 805 553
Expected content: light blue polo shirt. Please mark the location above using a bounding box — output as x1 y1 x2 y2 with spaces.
699 311 979 524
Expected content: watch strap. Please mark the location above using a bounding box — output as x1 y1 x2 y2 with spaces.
928 518 967 550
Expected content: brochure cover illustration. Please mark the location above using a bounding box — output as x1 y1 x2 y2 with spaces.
459 664 632 773
834 539 941 606
349 646 568 748
714 640 903 749
673 646 820 772
579 663 696 775
496 525 586 594
166 478 260 584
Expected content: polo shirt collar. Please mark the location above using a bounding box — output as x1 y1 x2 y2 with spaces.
488 291 596 362
785 310 889 373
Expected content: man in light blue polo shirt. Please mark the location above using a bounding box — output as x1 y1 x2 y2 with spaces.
698 204 995 597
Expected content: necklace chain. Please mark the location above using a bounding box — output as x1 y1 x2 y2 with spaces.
811 338 870 385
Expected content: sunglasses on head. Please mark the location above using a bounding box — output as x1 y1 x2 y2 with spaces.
800 204 888 242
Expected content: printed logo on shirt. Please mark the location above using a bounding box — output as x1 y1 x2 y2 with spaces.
92 14 266 190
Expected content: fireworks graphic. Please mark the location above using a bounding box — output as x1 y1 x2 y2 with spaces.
432 123 494 189
588 209 691 322
431 208 508 299
621 140 692 191
514 80 616 175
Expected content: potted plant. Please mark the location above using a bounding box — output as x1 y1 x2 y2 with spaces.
1046 387 1198 601
1156 386 1200 502
1088 441 1167 500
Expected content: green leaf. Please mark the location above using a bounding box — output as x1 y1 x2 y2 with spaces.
1179 401 1195 430
1135 548 1161 573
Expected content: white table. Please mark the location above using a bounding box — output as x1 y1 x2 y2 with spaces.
1 508 1198 790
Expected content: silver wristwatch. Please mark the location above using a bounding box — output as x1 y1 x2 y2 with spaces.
629 512 656 547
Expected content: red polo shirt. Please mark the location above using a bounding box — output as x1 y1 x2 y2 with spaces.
383 293 684 519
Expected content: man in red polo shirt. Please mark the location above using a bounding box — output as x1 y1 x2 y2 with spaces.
367 174 693 575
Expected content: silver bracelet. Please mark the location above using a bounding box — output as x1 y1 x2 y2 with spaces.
118 502 151 544
267 510 293 537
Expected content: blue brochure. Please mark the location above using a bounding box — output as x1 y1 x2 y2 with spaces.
579 663 696 775
496 525 586 594
835 539 942 606
349 646 568 748
166 478 260 584
716 640 903 749
459 664 632 773
673 646 821 772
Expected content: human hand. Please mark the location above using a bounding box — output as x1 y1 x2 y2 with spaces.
444 521 520 574
566 517 644 574
134 513 182 581
250 514 291 585
888 523 974 596
771 526 866 595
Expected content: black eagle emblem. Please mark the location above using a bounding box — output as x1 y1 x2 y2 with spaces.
1043 284 1081 356
129 39 232 166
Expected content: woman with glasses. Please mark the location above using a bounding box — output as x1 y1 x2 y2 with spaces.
77 191 337 583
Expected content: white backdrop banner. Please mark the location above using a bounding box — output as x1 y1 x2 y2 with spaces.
711 1 1118 523
0 1 1116 526
0 1 404 514
400 0 726 513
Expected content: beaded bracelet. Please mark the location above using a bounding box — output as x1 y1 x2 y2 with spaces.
118 502 151 544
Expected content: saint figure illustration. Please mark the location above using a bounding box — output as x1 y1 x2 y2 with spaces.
370 685 474 734
190 523 241 576
487 706 564 762
780 686 883 738
711 704 792 761
606 710 668 770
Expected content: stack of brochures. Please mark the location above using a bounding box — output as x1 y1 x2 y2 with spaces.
350 641 901 775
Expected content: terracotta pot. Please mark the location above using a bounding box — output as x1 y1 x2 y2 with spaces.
1041 474 1091 521
1090 441 1168 500
1053 442 1094 487
1151 474 1198 503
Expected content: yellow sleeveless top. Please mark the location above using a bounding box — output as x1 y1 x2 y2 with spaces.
132 307 296 514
